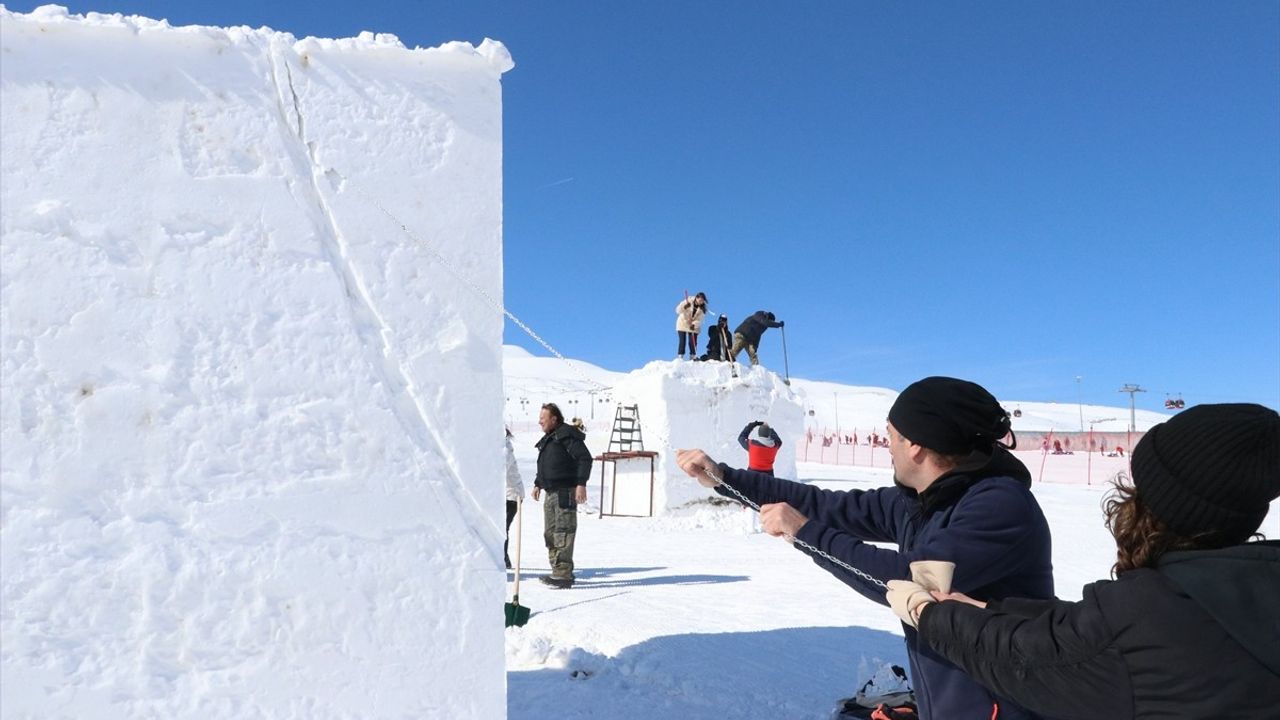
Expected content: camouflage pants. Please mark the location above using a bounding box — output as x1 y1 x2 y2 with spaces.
730 332 759 365
542 488 578 580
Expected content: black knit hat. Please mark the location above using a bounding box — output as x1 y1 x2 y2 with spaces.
1131 403 1280 545
887 377 1012 455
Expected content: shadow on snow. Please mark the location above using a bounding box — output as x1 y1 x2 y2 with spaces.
508 625 907 720
512 565 749 589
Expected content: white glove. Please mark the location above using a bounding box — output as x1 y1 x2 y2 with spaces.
886 579 934 628
909 560 955 594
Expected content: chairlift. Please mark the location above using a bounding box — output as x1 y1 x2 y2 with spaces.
1164 394 1185 410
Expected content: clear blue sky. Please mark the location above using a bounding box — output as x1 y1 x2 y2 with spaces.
13 1 1279 411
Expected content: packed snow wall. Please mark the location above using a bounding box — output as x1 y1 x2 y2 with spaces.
610 362 804 513
1 7 512 718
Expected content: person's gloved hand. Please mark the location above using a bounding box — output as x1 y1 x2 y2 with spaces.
910 560 955 594
778 320 785 327
886 579 935 628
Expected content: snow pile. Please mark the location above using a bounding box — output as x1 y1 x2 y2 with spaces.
610 361 804 513
1 6 510 717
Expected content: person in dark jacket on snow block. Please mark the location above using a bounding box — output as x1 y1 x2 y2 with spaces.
891 402 1280 720
730 310 782 366
699 315 732 362
676 377 1053 720
532 402 593 589
738 420 782 475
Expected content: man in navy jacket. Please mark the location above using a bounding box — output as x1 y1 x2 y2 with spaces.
677 377 1053 720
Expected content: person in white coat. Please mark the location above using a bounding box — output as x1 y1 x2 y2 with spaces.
675 292 708 360
504 428 525 569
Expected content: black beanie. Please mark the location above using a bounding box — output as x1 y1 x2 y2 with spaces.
1131 403 1280 545
887 377 1012 455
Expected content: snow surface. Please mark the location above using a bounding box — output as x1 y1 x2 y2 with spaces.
2 6 510 718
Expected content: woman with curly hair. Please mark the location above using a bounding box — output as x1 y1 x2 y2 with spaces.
887 403 1279 719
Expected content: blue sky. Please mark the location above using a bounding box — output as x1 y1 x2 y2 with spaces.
12 1 1279 411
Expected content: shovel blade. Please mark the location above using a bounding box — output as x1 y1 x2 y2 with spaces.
504 600 530 627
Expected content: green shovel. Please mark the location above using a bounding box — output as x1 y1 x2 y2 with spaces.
505 498 531 627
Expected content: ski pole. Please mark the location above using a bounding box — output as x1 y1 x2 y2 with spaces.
780 325 791 385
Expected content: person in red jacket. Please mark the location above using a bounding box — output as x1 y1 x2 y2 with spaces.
738 420 782 475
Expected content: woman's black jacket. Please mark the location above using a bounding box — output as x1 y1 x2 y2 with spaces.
918 540 1280 719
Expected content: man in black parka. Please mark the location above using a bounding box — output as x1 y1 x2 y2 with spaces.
532 402 593 589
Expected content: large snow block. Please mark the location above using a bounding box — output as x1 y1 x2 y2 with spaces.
610 362 804 513
1 7 512 718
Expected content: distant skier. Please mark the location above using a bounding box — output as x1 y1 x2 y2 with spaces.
699 315 732 362
675 292 708 360
738 420 782 475
730 310 783 366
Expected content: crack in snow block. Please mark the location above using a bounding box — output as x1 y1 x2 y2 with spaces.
1 7 513 717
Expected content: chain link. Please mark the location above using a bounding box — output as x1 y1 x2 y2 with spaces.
703 467 888 590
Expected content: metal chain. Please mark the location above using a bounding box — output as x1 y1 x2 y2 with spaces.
703 467 888 590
